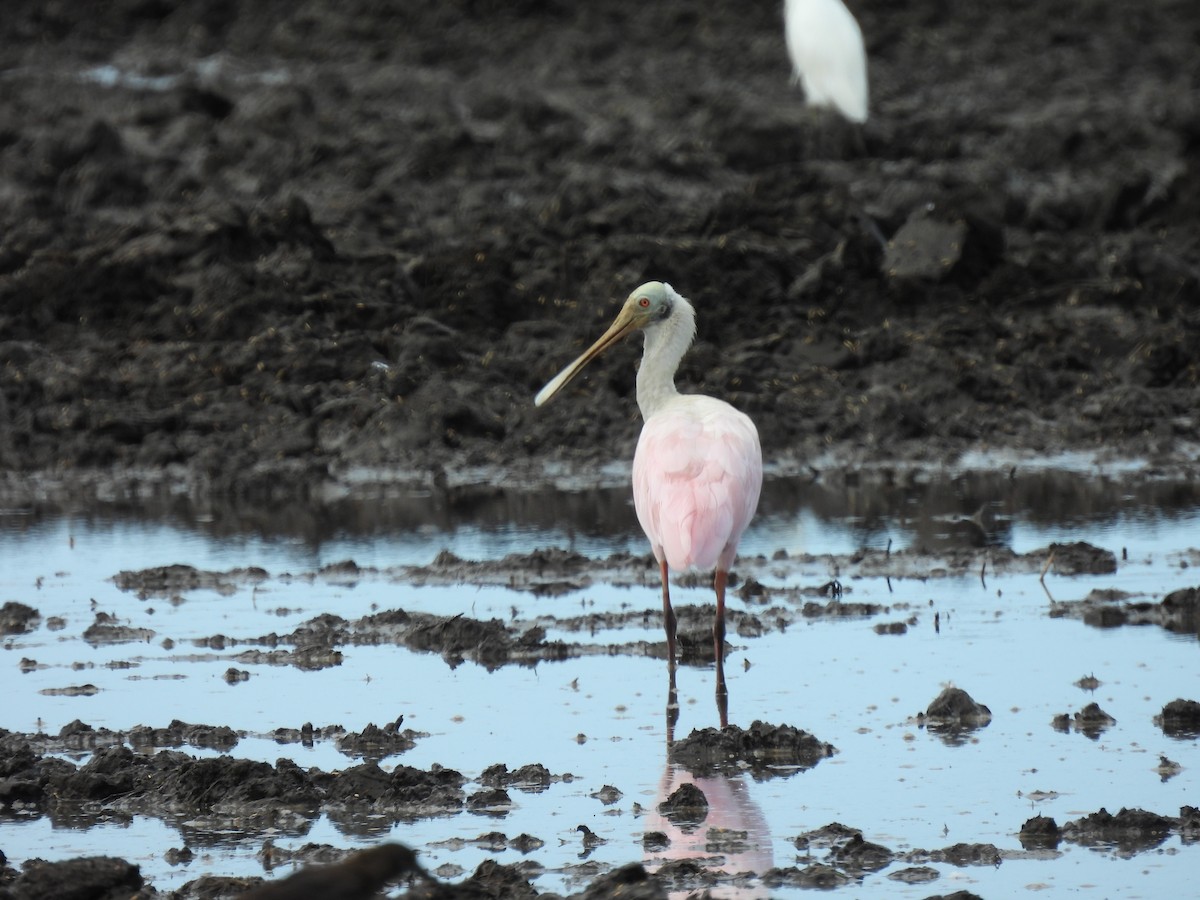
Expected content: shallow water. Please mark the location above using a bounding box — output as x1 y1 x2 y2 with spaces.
2 467 1199 897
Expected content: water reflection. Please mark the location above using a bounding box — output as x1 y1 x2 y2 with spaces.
644 682 773 898
3 469 1199 562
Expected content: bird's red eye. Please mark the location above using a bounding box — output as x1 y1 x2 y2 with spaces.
638 297 650 308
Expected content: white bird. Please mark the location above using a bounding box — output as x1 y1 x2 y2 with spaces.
784 0 869 123
536 282 763 695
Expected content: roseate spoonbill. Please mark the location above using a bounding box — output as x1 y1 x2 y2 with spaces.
784 0 869 123
535 282 762 693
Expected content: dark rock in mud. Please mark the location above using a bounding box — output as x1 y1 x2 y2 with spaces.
235 842 422 900
1019 815 1062 850
1061 807 1174 851
1156 698 1200 737
918 687 992 740
0 855 150 900
882 204 1003 287
0 601 40 635
670 721 835 775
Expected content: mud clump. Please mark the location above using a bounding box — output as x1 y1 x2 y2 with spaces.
826 832 896 874
670 721 835 775
0 601 40 635
917 687 992 742
336 721 418 761
1019 815 1062 850
81 611 155 645
0 740 468 822
113 564 263 598
1061 807 1174 852
479 762 560 793
762 864 853 889
907 843 1002 867
1051 702 1116 740
1051 586 1200 637
1041 542 1118 576
657 783 709 826
0 855 148 900
1156 698 1200 737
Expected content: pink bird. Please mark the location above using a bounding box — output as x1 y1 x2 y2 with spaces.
535 282 763 695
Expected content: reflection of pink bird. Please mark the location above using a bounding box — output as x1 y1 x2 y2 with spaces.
645 768 774 899
535 282 763 692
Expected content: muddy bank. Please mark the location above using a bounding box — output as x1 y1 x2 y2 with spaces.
1 0 1199 499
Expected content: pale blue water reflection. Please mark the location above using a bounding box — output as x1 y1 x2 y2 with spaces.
1 468 1199 897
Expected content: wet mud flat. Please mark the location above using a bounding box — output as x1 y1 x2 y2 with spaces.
2 0 1200 895
0 0 1198 493
4 527 1200 898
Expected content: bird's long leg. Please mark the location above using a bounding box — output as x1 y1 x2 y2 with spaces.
714 569 728 707
660 559 677 672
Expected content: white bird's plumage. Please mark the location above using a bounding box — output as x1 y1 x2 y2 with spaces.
784 0 869 123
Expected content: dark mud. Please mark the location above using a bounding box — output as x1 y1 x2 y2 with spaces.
0 720 832 899
3 0 1200 896
1 0 1199 502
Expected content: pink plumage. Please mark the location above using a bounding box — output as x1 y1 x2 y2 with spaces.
633 396 762 574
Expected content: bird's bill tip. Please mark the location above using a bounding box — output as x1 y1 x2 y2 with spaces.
533 304 643 407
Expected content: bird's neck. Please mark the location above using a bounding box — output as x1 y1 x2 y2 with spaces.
636 303 696 419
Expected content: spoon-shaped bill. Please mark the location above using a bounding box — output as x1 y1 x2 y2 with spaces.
534 305 641 407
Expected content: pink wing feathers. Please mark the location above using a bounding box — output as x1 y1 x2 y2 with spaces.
632 397 763 573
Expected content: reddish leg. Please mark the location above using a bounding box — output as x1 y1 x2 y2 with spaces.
660 559 677 671
714 569 728 704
